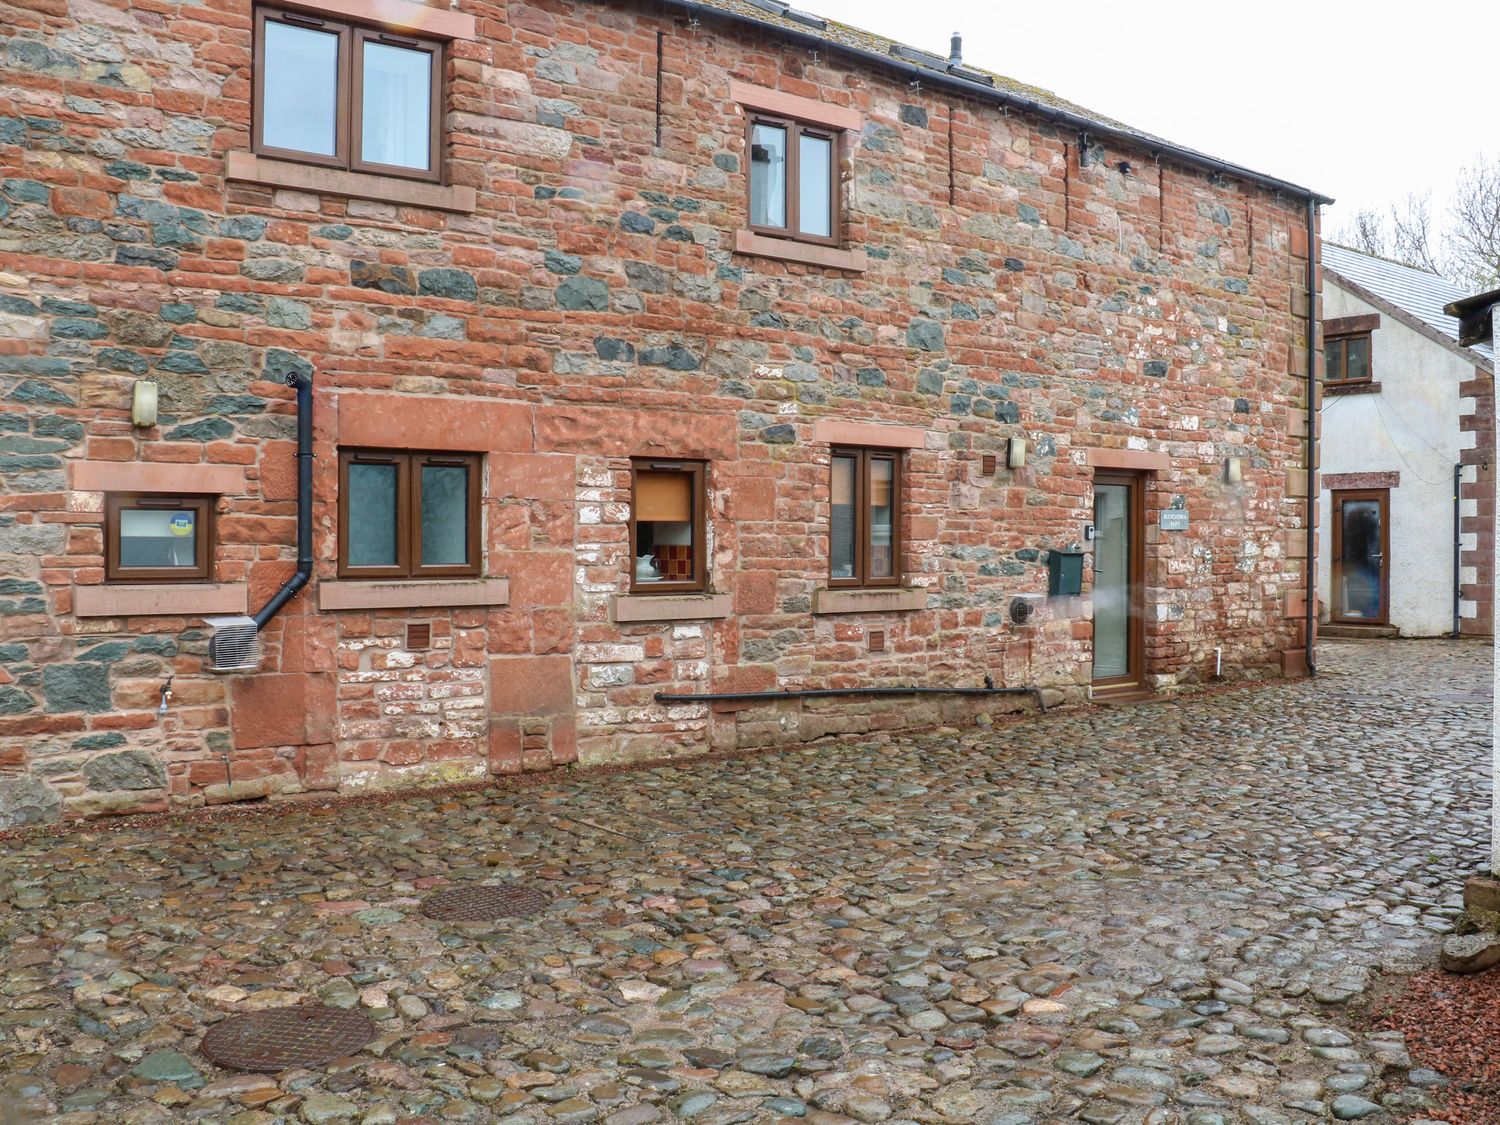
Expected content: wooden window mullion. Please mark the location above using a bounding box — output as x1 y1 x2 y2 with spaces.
786 120 801 237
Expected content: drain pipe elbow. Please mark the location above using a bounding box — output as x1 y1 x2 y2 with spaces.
252 371 313 631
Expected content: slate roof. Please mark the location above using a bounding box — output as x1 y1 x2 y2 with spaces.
1323 243 1494 363
649 0 1331 203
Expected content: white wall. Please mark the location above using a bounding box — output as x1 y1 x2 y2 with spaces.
1318 284 1469 636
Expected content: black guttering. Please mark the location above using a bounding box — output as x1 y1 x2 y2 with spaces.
1445 289 1500 348
627 0 1335 205
252 370 313 630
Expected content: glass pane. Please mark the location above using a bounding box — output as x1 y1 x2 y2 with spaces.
1346 336 1371 381
869 458 894 579
263 21 340 156
119 508 197 569
347 462 399 567
750 124 787 228
361 40 433 170
1326 338 1345 381
1092 484 1130 679
830 455 856 580
1338 498 1383 619
636 518 694 584
798 133 832 238
421 464 469 567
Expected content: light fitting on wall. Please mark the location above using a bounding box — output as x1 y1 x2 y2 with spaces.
1223 456 1243 485
1007 436 1028 470
132 380 158 428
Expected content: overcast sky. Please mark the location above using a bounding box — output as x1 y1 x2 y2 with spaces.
806 0 1496 243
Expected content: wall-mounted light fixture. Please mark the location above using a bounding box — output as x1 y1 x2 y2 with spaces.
132 380 158 428
1007 436 1028 470
1223 456 1243 485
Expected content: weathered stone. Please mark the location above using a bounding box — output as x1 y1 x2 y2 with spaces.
42 663 111 713
83 749 166 791
0 775 61 828
418 268 478 301
557 276 609 311
350 261 417 295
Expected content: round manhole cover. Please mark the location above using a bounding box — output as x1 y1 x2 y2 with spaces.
420 883 549 922
199 1005 375 1072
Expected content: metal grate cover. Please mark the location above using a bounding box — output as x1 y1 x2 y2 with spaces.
200 1005 375 1072
420 883 549 922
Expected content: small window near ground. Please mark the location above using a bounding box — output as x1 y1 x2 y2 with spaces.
338 449 480 578
829 448 901 587
105 494 213 582
1326 332 1373 383
748 115 840 246
254 7 443 181
630 460 706 593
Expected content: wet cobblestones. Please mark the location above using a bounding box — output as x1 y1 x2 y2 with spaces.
0 640 1490 1124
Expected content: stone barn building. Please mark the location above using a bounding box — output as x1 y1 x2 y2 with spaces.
0 0 1326 823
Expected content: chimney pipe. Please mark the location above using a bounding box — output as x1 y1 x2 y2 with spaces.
949 32 962 66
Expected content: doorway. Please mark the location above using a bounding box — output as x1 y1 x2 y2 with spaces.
1092 472 1144 692
1332 489 1388 623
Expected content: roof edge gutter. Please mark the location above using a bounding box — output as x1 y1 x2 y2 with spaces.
634 0 1335 205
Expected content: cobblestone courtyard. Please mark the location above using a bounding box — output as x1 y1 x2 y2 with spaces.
0 640 1490 1125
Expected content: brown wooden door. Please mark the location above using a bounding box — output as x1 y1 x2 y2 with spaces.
1092 472 1145 691
1331 489 1389 624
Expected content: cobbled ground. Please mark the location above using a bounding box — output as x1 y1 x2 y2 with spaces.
0 639 1490 1125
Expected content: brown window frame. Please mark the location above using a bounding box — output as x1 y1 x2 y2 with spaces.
253 6 444 183
746 114 842 248
628 459 708 595
1325 330 1373 384
104 493 214 583
337 449 482 579
828 447 902 589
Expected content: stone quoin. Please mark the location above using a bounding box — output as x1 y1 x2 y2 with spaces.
0 0 1323 823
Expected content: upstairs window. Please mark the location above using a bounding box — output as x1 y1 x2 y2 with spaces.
338 450 480 578
105 494 214 583
829 448 901 588
254 7 442 181
1325 332 1372 384
748 116 840 246
1324 314 1378 385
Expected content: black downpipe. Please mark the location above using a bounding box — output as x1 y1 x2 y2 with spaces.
1305 198 1319 677
1455 461 1464 639
656 683 1046 713
252 371 313 630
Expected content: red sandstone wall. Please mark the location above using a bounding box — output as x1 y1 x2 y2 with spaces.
0 0 1316 820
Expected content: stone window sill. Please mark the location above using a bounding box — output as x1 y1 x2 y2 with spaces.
812 587 925 615
74 583 247 618
318 578 508 611
734 230 867 272
613 593 732 623
1325 380 1381 396
225 152 477 213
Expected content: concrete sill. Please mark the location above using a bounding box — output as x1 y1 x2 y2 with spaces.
225 152 478 213
613 593 732 623
734 230 868 272
74 583 247 618
812 587 926 615
318 578 508 611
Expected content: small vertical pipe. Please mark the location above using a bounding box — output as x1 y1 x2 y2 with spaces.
947 103 956 207
1304 197 1319 677
1246 200 1255 275
1063 142 1071 233
651 31 663 150
1156 162 1165 253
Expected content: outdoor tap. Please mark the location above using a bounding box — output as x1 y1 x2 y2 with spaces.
158 677 173 716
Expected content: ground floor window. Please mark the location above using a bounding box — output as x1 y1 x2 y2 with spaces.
630 460 706 593
105 494 214 582
830 447 900 587
338 449 481 578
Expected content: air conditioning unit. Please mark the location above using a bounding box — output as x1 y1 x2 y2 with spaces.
204 616 261 673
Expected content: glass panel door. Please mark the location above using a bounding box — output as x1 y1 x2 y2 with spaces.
1333 491 1387 622
1092 482 1132 682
